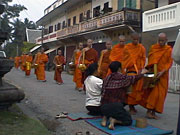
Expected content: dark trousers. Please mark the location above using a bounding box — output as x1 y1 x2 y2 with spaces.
101 102 132 126
86 106 101 116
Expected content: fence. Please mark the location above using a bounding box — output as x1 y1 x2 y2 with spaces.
169 62 180 93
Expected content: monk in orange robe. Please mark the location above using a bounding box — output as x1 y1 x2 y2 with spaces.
123 33 146 114
73 42 83 90
80 39 98 84
141 33 173 119
107 35 126 76
25 53 33 76
36 48 48 82
53 50 65 84
20 53 27 71
98 40 112 79
33 50 41 76
14 56 20 69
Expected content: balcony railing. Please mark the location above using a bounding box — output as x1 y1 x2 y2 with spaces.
36 9 140 44
36 31 57 45
143 2 180 32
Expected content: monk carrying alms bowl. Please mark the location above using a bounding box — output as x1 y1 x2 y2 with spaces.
78 64 87 72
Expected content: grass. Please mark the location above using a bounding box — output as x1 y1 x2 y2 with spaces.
0 105 51 135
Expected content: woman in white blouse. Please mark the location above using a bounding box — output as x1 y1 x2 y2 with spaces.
84 63 103 115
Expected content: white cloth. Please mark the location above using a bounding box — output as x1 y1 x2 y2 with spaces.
84 75 103 107
172 29 180 65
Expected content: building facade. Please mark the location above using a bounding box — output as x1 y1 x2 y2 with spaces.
35 0 154 69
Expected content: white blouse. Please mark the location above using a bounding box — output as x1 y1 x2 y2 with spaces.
84 75 103 107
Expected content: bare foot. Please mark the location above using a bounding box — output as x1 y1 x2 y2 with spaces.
108 117 115 130
101 116 107 127
146 112 154 119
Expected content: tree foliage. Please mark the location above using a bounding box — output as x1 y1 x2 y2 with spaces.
1 0 37 57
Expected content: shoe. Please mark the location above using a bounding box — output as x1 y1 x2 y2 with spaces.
42 80 47 82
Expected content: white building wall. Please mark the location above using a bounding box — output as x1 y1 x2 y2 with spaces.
92 0 112 11
44 16 67 30
158 0 169 7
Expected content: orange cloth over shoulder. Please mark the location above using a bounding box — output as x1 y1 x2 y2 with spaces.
36 53 48 81
54 55 65 83
14 56 20 69
106 44 125 76
84 48 98 65
98 49 111 79
123 43 146 105
141 44 172 113
73 50 83 88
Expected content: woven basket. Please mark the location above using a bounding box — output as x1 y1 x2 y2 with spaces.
135 118 147 128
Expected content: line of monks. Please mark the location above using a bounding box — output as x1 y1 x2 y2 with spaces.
13 32 173 120
14 48 65 84
72 33 173 120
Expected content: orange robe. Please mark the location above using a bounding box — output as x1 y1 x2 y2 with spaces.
123 43 146 105
25 55 33 76
73 51 83 88
14 56 20 69
36 53 48 81
107 44 125 76
20 55 27 71
141 44 172 113
84 48 98 66
34 52 41 76
54 55 65 83
81 48 98 84
98 49 111 79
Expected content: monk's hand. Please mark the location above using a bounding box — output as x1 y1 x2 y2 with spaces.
156 70 166 79
141 68 148 74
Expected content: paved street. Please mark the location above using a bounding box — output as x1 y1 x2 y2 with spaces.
4 68 179 135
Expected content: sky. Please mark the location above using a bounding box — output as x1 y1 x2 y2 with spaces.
11 0 56 22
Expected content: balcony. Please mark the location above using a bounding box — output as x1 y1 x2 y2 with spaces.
36 31 57 45
143 2 180 32
36 9 140 44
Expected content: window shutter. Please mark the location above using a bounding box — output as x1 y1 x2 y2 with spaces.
118 0 124 10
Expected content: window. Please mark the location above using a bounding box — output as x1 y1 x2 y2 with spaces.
49 26 53 33
118 0 136 10
62 21 66 29
79 13 83 22
57 23 61 30
68 18 71 27
73 16 76 25
93 6 100 17
169 0 180 4
103 2 109 14
87 10 91 20
54 24 57 31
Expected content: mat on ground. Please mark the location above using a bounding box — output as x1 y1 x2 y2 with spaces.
67 112 101 121
85 118 173 135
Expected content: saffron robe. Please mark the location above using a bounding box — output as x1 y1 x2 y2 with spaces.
36 53 48 81
54 55 65 83
20 55 27 71
14 56 20 69
123 43 146 105
73 50 83 88
25 55 33 76
98 49 111 79
141 44 172 113
107 44 125 76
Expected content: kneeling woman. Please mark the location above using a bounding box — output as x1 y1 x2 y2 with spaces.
101 61 146 130
84 63 103 115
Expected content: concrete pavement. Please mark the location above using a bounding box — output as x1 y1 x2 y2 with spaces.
4 68 179 135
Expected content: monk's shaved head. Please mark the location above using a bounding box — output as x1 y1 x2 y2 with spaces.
106 40 112 50
131 32 140 45
119 35 125 46
78 42 83 50
158 33 167 46
87 39 93 47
